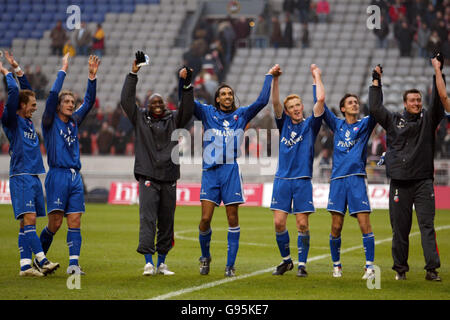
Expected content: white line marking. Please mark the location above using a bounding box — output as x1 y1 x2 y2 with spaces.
150 225 450 300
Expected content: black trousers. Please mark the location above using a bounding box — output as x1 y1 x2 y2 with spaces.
389 179 440 273
137 177 176 256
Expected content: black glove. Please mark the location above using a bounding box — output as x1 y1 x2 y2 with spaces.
434 52 444 70
135 50 147 66
182 65 193 87
372 64 383 85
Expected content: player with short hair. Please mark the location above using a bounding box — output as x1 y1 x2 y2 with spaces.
270 64 325 277
39 53 100 275
1 51 59 276
313 79 377 280
196 65 278 277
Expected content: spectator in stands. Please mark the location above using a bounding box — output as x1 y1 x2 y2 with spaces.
217 20 236 70
50 21 68 56
283 0 297 14
183 39 205 81
97 121 114 155
74 22 92 56
316 0 330 23
395 18 415 56
233 16 251 47
423 2 436 26
28 65 48 100
374 14 390 49
301 23 310 48
283 13 294 48
91 24 105 57
371 0 389 18
417 21 431 58
427 30 442 56
63 40 76 58
270 15 283 48
389 0 407 23
79 130 92 155
297 0 311 23
442 33 450 65
252 15 270 48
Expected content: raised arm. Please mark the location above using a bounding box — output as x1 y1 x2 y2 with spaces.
311 64 325 117
0 61 19 128
175 66 195 128
120 52 142 126
368 64 392 130
42 53 69 129
271 64 283 119
432 54 449 113
4 51 32 90
73 55 100 125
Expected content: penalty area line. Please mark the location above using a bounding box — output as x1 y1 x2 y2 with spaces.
148 225 450 300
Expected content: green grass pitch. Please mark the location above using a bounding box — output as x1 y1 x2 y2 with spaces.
0 204 449 300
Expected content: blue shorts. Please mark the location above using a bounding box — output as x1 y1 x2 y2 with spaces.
45 168 85 215
200 163 244 206
327 175 371 216
270 178 315 214
10 174 46 220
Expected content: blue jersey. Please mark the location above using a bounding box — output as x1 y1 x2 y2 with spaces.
194 74 273 169
275 112 323 179
42 71 96 170
1 73 45 177
313 85 376 180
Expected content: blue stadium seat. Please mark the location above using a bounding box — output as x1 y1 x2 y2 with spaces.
30 31 44 39
92 13 105 23
122 4 135 13
109 5 123 13
17 30 32 39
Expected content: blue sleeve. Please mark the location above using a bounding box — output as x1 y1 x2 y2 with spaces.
194 100 208 121
17 74 32 91
310 113 323 136
42 70 66 130
240 74 273 123
73 78 96 126
1 73 19 128
275 112 285 131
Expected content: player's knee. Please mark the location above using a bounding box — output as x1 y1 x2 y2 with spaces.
331 224 342 237
274 219 286 232
297 223 309 234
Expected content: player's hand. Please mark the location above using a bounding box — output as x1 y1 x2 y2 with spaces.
88 55 101 79
4 51 19 68
269 64 282 77
432 52 444 71
372 64 383 85
62 53 70 72
179 66 193 87
0 61 9 76
311 64 321 78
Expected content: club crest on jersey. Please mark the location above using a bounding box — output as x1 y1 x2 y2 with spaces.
233 115 238 121
397 118 406 129
145 180 151 187
353 127 359 132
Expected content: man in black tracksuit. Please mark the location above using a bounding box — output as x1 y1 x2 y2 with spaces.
120 52 194 276
368 58 445 281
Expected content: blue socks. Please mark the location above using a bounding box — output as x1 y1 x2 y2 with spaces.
67 228 82 266
226 226 240 268
276 229 291 261
40 226 55 255
199 228 212 258
19 228 32 271
363 232 375 268
144 254 154 265
330 234 342 267
157 254 166 267
24 225 47 266
298 231 310 268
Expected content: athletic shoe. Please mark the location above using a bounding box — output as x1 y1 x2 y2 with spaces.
272 260 294 275
199 256 211 275
33 258 60 275
224 266 236 277
296 266 308 277
395 272 406 280
157 263 175 275
19 267 44 277
362 268 375 280
66 265 85 275
332 266 342 278
143 263 156 276
425 269 441 281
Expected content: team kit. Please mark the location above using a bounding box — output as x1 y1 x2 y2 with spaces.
1 49 447 282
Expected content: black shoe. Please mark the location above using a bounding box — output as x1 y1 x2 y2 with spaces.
425 269 441 281
199 256 211 275
272 260 294 275
224 266 236 277
395 272 406 280
297 266 308 277
33 258 60 276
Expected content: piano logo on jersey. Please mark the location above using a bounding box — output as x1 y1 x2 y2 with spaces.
23 127 36 140
337 129 360 148
60 127 76 146
281 131 303 147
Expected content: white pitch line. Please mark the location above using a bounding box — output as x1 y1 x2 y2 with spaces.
150 225 450 300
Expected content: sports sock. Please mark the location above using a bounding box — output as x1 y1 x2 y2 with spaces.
19 228 32 271
363 232 375 268
226 226 240 268
157 253 166 267
40 226 55 255
24 225 47 265
199 228 212 258
298 231 310 268
144 254 154 265
67 228 82 266
329 234 342 267
275 229 291 261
